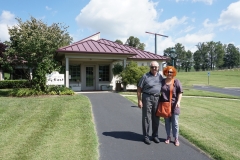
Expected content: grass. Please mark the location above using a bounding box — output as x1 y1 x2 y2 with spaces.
0 94 98 160
120 89 240 99
176 69 240 88
180 97 240 160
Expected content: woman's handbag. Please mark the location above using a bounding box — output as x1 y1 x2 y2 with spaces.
156 79 174 118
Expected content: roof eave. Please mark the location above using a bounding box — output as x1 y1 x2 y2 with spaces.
56 50 137 56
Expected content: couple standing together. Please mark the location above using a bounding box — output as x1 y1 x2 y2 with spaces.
137 61 183 146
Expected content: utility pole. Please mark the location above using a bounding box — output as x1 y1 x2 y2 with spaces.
145 31 168 54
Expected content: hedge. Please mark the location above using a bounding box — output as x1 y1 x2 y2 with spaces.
0 80 30 89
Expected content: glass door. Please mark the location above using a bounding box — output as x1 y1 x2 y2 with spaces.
85 66 95 90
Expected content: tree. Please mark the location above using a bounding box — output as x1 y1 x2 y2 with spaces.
115 39 123 45
0 42 6 56
119 61 148 88
163 47 173 66
0 41 7 62
0 42 7 79
0 41 12 77
4 16 73 91
163 43 192 72
195 42 210 71
112 63 123 76
223 44 239 69
182 50 193 72
193 50 201 71
214 42 224 69
125 36 145 50
174 43 192 72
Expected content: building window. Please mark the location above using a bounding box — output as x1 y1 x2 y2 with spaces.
70 65 80 82
99 65 109 81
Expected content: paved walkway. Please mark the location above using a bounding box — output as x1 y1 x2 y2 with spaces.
193 85 240 97
81 92 211 160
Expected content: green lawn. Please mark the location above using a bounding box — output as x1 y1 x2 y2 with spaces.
0 95 98 160
176 69 240 88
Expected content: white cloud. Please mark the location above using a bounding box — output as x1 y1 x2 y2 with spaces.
75 0 188 43
76 0 160 38
174 32 214 52
192 0 213 5
176 0 214 5
46 6 52 11
0 10 16 42
217 1 240 30
181 26 195 33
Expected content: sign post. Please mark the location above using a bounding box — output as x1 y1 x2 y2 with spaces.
207 72 210 85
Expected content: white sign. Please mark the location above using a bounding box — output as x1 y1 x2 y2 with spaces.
46 71 64 85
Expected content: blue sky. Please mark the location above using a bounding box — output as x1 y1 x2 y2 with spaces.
0 0 239 55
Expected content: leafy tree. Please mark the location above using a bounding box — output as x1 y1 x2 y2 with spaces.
206 41 216 70
0 42 7 58
214 42 225 69
193 50 201 71
174 43 192 72
163 43 192 72
163 47 173 66
125 36 145 50
0 42 12 77
112 63 123 76
182 50 192 72
195 42 210 71
223 44 239 69
4 16 73 91
115 39 123 45
119 61 148 88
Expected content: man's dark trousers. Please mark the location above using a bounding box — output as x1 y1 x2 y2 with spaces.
142 93 160 139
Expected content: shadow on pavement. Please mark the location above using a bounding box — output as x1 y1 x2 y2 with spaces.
102 131 165 142
103 131 143 142
131 105 138 108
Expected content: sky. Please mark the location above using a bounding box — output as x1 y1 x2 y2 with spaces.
0 0 240 55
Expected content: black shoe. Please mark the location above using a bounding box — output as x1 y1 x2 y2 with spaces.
144 138 151 145
153 137 160 143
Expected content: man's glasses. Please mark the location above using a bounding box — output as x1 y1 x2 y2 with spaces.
150 66 158 69
168 71 173 74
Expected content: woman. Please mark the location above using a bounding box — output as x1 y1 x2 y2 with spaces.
159 66 183 146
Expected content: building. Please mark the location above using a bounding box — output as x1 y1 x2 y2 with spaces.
56 32 169 91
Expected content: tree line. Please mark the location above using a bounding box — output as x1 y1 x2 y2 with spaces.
164 42 240 72
116 37 240 72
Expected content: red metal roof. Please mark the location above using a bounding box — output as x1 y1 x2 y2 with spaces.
98 39 168 60
57 34 169 60
58 39 136 56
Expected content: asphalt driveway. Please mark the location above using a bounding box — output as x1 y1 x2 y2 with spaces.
81 92 211 160
193 85 240 97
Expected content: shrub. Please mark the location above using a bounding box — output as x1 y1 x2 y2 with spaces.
0 80 30 89
9 86 74 97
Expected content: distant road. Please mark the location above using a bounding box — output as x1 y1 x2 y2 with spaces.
193 85 240 97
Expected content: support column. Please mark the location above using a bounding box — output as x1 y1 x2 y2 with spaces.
0 68 3 80
123 59 126 68
30 68 33 80
123 59 127 91
65 57 69 88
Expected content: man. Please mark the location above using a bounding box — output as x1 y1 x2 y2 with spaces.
137 61 163 145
